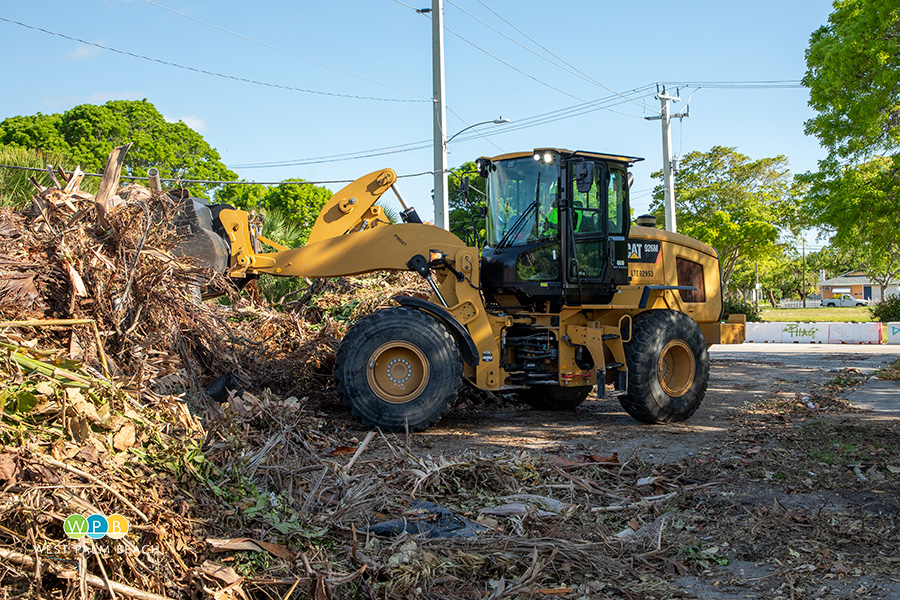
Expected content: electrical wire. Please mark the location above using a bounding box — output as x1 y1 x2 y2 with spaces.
665 80 803 89
447 1 607 91
0 16 426 103
388 0 603 106
440 24 586 103
138 0 430 101
473 0 648 112
229 84 656 170
0 163 437 186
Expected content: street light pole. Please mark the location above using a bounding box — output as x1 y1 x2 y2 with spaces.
431 0 448 229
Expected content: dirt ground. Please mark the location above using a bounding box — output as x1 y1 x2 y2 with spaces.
331 344 900 600
413 345 900 460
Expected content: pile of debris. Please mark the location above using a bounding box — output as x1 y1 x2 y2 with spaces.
0 156 425 401
0 151 743 599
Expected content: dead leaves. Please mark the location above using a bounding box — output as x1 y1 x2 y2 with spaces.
0 273 39 307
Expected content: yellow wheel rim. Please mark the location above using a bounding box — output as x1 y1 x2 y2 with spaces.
366 341 430 404
657 340 695 397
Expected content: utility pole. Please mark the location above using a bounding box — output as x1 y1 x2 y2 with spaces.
802 237 807 308
431 0 449 230
755 260 760 309
645 86 688 233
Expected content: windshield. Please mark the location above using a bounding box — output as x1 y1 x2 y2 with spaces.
485 158 560 247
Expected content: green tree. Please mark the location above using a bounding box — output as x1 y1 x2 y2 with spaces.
803 0 900 161
804 158 900 297
0 145 99 207
0 100 236 196
806 244 862 281
650 146 798 290
802 1 900 298
447 161 487 245
217 179 333 245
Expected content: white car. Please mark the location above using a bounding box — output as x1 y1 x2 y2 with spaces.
822 293 870 307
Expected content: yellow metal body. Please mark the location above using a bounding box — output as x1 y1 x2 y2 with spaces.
216 170 744 394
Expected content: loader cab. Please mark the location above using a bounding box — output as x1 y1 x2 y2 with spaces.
478 149 641 309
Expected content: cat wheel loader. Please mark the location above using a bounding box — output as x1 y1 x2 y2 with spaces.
183 148 745 432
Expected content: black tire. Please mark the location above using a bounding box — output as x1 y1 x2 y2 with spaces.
518 385 592 410
620 310 709 423
334 307 461 432
826 302 836 307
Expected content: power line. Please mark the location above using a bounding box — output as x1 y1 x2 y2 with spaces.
473 0 648 113
389 0 598 105
139 0 430 102
229 84 656 169
447 1 604 90
0 16 426 103
442 25 586 103
665 80 803 89
0 163 436 186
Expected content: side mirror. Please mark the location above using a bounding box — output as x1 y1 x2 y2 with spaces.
627 172 634 190
575 162 594 194
460 176 470 203
476 158 492 178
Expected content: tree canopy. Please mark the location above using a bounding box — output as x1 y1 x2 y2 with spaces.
650 146 798 291
217 180 333 245
802 0 900 295
804 157 900 295
0 100 236 196
803 0 900 162
447 161 487 245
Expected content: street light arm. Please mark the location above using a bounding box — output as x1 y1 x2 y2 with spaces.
446 117 510 144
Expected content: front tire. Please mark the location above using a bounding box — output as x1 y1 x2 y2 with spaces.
334 307 461 432
620 310 709 423
518 385 592 410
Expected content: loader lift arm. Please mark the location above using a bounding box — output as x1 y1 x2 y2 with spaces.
213 169 502 397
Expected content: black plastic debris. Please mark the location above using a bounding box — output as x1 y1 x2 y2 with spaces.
206 372 244 403
366 500 485 539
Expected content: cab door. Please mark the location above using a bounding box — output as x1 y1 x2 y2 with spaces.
563 159 630 304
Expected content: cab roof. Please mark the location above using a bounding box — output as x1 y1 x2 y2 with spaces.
484 149 644 166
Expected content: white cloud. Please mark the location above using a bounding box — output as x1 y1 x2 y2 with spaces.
67 44 101 61
164 114 208 133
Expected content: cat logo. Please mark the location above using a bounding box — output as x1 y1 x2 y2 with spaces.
627 242 642 260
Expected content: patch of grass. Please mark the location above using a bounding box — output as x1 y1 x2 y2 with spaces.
876 358 900 381
761 307 875 323
801 421 900 466
827 372 865 389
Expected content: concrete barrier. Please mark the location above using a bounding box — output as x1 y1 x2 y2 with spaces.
887 323 900 345
827 322 883 344
746 322 782 343
780 322 828 344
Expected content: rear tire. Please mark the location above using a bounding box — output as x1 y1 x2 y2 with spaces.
620 310 709 423
334 307 461 432
518 385 592 410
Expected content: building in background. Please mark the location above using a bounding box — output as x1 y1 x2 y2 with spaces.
818 271 900 302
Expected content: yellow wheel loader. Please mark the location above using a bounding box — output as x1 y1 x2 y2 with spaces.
191 148 745 432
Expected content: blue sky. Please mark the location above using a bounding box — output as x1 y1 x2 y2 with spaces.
1 0 833 245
